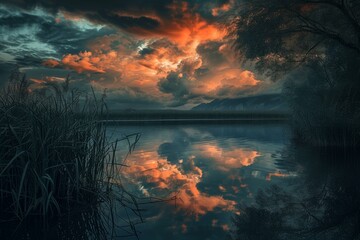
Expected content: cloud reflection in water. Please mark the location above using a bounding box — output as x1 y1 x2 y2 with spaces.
121 128 262 216
110 124 294 239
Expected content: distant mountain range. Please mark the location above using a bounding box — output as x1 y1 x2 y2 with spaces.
192 94 289 112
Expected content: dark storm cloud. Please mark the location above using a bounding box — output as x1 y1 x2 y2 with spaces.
1 0 171 31
105 87 162 106
104 92 164 110
85 13 160 30
36 19 112 56
158 72 193 107
216 82 259 97
194 67 210 78
0 3 114 89
15 56 43 68
196 41 226 67
193 0 233 19
2 0 172 15
0 4 113 66
0 0 264 109
0 0 231 34
0 10 40 28
138 48 155 57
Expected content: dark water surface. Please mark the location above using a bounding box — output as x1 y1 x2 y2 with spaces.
107 123 295 240
2 123 359 239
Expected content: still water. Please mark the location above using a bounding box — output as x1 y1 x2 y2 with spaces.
107 123 296 239
3 123 359 239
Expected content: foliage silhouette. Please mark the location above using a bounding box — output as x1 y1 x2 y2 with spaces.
231 0 360 146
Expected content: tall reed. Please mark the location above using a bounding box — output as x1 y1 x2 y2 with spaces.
0 71 139 225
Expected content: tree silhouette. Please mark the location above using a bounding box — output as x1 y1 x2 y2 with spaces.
232 0 360 76
231 0 360 146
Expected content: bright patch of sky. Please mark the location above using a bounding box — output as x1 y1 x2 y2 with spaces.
0 5 55 61
0 52 15 63
0 4 107 64
0 24 57 59
56 12 105 31
0 4 21 18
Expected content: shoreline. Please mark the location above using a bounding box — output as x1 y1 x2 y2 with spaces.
98 118 289 124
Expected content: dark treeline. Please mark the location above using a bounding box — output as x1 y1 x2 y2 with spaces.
99 110 288 122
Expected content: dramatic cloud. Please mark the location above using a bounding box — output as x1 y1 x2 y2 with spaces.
1 0 231 34
61 51 107 73
0 5 111 62
42 59 60 68
0 0 275 108
158 72 192 107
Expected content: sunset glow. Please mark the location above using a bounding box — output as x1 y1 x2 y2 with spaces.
0 1 268 109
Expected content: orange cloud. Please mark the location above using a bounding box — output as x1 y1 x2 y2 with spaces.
54 36 182 100
42 59 60 68
124 1 226 49
192 69 260 98
41 1 263 107
28 76 67 92
212 1 233 16
61 51 108 73
30 76 65 84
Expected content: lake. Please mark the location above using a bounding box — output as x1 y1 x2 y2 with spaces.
2 122 359 240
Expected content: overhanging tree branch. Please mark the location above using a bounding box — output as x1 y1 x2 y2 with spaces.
278 1 360 52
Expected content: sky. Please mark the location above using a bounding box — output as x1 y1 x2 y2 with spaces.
0 0 280 109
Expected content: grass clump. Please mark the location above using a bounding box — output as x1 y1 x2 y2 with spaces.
0 71 135 222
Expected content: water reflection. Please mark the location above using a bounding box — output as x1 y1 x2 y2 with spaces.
233 146 360 240
108 123 294 239
1 123 300 240
5 123 356 239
